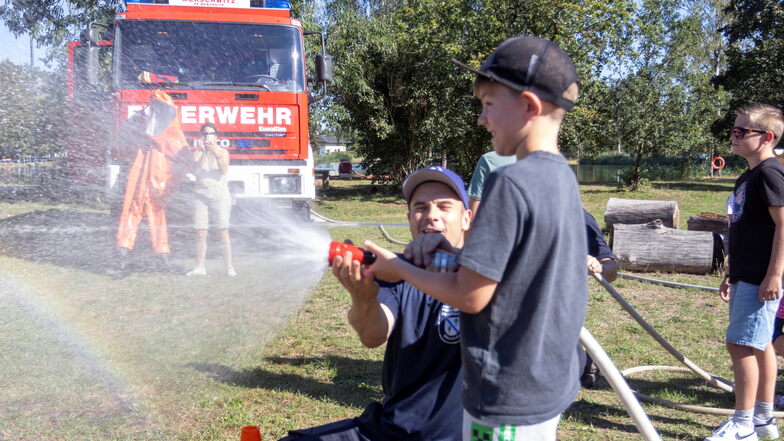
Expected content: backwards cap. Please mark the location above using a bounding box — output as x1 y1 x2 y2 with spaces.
453 36 578 111
402 166 469 209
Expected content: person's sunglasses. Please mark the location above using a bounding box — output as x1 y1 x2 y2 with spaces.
731 126 768 140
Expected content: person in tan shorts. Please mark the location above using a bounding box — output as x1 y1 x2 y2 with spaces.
186 122 236 276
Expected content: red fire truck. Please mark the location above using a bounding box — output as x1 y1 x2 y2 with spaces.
66 0 332 219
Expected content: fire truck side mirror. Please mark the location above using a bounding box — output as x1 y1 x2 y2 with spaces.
80 28 103 46
86 47 101 86
315 54 333 85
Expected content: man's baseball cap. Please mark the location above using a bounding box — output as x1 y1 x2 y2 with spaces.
402 166 469 209
453 36 578 111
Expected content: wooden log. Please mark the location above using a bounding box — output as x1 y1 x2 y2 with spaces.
613 221 718 274
687 212 728 234
604 198 680 230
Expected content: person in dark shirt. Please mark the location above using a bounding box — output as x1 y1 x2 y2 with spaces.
280 166 472 441
707 104 784 441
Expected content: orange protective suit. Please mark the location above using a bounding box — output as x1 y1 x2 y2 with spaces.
116 90 187 254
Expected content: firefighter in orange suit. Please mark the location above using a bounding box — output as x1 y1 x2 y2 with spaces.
116 90 189 272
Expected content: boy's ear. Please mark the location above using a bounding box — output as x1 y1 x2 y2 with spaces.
520 91 543 117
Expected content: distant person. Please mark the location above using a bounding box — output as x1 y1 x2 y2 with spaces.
365 36 586 440
280 166 471 440
706 104 784 441
466 151 515 212
186 123 235 277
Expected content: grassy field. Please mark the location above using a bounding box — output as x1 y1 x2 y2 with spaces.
0 175 764 441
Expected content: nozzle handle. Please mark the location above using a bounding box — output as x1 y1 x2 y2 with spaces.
328 241 376 265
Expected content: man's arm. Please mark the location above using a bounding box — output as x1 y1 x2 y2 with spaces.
759 205 784 302
365 241 497 314
332 253 395 348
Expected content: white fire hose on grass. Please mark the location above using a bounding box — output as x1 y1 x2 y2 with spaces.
579 325 663 440
592 273 784 418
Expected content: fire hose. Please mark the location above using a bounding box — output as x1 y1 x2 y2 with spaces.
592 273 784 418
310 209 408 244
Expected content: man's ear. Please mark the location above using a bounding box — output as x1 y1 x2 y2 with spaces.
462 208 473 231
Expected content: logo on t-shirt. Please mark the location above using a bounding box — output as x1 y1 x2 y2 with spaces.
437 304 461 344
732 182 747 224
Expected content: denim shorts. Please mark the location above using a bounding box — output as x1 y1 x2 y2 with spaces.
727 281 778 351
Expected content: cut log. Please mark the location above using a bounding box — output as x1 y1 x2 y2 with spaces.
604 198 680 230
613 221 719 274
687 212 728 234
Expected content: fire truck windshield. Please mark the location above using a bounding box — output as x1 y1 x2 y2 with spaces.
116 21 305 92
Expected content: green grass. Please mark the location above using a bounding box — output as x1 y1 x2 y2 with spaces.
0 175 770 441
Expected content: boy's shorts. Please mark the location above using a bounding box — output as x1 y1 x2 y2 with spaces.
462 410 560 441
193 194 231 230
727 281 778 351
773 317 784 343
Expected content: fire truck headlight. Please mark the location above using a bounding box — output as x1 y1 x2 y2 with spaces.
268 175 301 194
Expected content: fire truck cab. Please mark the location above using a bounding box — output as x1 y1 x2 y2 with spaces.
67 0 332 220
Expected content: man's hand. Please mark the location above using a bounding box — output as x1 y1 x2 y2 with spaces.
719 276 731 303
587 255 602 275
403 232 455 268
331 251 379 304
364 240 403 283
759 274 782 302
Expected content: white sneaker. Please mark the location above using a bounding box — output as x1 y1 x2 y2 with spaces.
706 419 758 441
187 267 207 276
226 266 237 277
755 418 780 440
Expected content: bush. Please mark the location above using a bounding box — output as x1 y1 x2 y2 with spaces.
317 151 353 163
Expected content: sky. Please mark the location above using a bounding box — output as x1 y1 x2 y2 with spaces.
0 21 48 68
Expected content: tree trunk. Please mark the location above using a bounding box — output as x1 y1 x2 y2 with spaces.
604 197 680 230
613 221 719 274
687 212 728 234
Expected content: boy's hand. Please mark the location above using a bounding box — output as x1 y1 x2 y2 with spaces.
404 232 455 268
331 252 379 304
759 274 782 302
719 276 731 303
364 240 403 283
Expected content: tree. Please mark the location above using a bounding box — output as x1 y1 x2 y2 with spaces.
0 1 121 64
604 0 729 189
713 0 784 134
0 61 66 158
323 0 635 183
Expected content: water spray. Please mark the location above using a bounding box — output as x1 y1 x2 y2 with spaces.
327 241 377 265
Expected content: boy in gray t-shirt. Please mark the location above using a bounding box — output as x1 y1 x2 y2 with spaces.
366 36 587 440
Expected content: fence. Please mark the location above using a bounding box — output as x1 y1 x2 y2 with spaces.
0 158 64 187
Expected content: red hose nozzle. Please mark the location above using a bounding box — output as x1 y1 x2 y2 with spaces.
328 241 377 265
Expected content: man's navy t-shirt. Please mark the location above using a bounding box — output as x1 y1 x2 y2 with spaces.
355 280 463 440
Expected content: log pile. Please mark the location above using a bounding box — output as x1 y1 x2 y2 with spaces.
612 221 721 274
687 212 728 234
604 198 680 230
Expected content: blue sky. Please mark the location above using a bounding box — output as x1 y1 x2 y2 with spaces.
0 21 47 68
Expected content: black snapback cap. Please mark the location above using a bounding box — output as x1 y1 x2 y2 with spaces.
453 36 578 111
